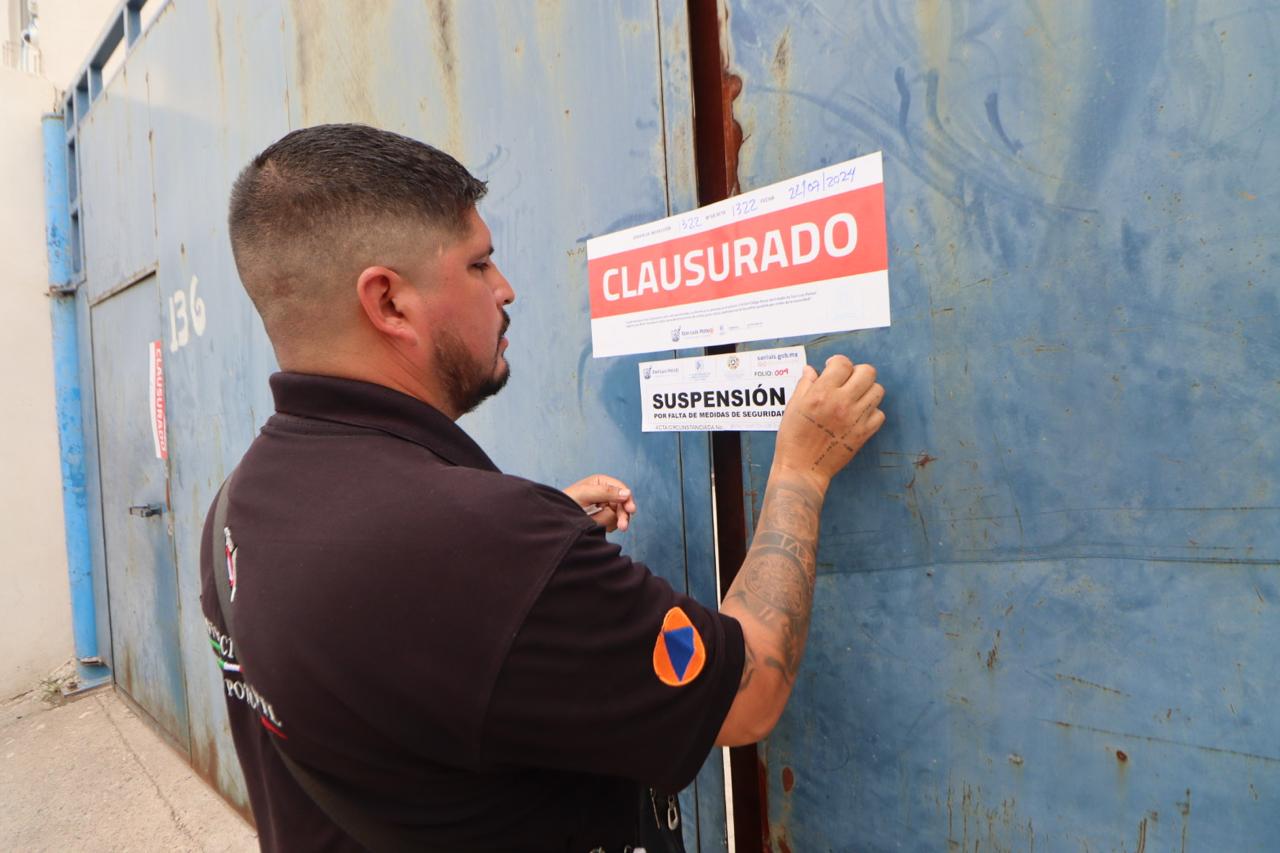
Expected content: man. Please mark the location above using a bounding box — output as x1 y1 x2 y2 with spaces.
201 124 885 852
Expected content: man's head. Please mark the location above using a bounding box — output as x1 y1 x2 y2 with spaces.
228 123 514 417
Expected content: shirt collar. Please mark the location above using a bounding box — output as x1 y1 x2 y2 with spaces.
268 372 500 472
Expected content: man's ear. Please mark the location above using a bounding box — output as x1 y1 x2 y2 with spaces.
355 266 420 345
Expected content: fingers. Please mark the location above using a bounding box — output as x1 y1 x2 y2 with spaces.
858 380 886 417
590 474 637 516
593 475 637 515
791 364 819 400
846 362 877 397
866 407 887 434
855 383 887 441
568 475 634 510
814 354 855 388
574 482 632 508
812 356 876 400
588 503 631 533
569 474 637 532
591 506 620 532
773 355 886 483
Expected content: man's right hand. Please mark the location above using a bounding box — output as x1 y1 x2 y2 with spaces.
773 355 886 489
715 355 884 747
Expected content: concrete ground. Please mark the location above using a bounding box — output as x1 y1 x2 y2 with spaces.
0 675 258 852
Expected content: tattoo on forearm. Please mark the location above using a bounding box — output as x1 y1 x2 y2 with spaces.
737 637 756 693
751 530 814 565
743 549 812 616
725 475 824 686
730 605 791 695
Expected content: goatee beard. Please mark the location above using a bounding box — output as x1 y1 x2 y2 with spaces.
435 311 511 417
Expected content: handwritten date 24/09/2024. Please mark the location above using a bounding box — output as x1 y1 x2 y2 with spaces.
676 163 859 235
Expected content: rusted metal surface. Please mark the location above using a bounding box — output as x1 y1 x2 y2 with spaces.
663 1 730 846
726 0 1280 849
72 0 727 844
86 274 190 750
77 54 157 303
688 3 766 849
690 0 744 202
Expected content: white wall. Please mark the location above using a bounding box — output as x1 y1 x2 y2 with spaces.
4 0 125 88
0 0 121 699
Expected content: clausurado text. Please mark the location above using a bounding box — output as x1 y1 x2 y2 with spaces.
601 213 857 302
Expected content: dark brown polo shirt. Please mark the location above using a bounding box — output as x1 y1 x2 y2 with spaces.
199 373 744 852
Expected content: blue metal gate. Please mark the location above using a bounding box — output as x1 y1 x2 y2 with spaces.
724 1 1279 849
68 1 729 847
89 274 189 748
65 1 1280 849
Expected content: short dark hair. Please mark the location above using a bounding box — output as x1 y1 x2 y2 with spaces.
227 123 488 344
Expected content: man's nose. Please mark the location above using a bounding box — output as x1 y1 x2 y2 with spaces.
495 267 515 305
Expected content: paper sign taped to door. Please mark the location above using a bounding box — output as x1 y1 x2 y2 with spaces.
589 151 889 358
639 346 806 432
149 340 167 460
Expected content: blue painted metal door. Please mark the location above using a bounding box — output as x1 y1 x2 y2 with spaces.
723 1 1279 850
70 1 726 847
90 275 189 749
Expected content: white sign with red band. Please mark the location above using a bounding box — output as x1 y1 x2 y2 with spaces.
149 340 168 460
639 346 806 432
588 151 889 358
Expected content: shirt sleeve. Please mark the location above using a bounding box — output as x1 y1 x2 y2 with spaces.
479 526 745 792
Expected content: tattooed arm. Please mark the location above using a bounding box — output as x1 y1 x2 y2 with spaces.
717 356 885 746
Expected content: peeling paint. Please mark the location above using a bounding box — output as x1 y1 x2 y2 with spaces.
428 0 464 156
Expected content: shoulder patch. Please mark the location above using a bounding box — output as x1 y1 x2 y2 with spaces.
653 606 706 687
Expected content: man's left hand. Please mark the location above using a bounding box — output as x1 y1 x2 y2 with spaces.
563 474 638 532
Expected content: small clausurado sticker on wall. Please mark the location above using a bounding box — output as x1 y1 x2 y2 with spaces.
588 151 889 358
149 340 167 460
639 346 806 432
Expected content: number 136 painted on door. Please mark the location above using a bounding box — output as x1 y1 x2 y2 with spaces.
169 274 207 352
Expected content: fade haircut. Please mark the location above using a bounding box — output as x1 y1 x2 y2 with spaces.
228 123 488 345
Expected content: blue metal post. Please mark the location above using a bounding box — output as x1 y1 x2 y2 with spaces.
43 113 110 691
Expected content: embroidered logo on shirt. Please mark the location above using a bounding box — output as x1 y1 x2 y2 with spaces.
224 526 238 601
653 607 706 687
205 619 286 738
